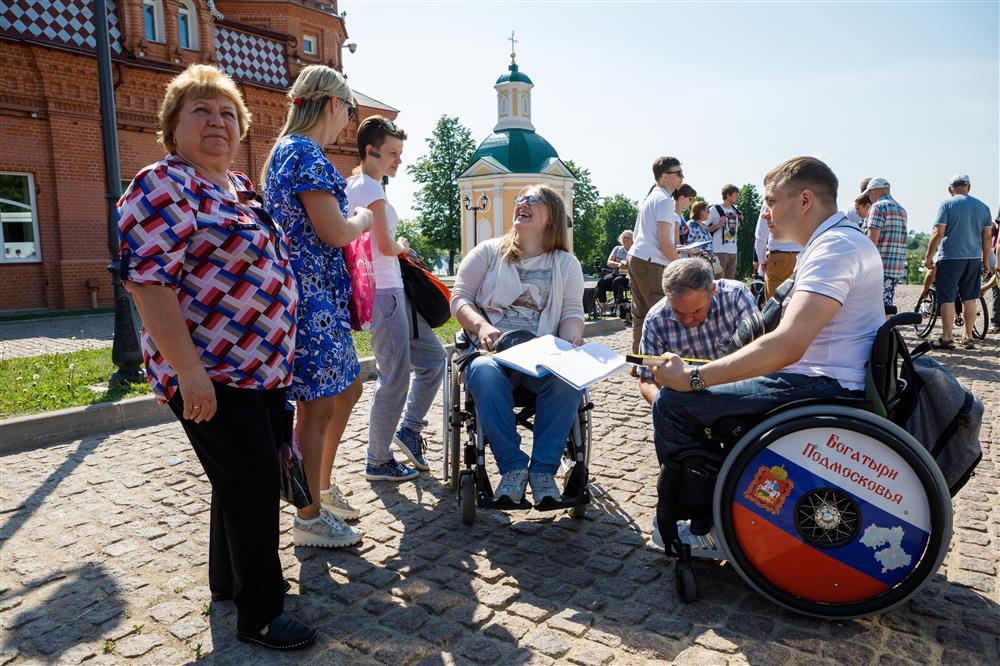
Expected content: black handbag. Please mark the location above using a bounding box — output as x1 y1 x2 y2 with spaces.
277 401 312 508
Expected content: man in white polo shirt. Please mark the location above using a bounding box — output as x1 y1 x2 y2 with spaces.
628 156 683 354
647 156 884 468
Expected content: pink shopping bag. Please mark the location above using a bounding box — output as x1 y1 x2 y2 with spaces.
343 231 375 331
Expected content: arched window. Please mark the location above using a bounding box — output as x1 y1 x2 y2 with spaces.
178 0 198 50
142 0 164 43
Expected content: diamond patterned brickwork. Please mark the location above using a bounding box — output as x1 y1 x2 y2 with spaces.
0 0 122 54
215 26 288 88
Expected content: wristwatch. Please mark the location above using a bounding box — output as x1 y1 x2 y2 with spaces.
689 367 707 392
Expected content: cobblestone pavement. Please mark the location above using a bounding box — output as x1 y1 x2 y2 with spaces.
0 315 114 360
1 286 997 665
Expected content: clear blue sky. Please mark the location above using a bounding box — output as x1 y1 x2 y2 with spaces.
341 1 999 233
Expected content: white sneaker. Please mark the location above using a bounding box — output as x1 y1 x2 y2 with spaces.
321 482 360 520
294 509 363 548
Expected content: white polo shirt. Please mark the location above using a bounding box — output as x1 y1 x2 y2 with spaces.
781 212 885 390
629 186 675 266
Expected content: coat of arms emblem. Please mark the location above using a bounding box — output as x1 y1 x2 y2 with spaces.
744 465 794 515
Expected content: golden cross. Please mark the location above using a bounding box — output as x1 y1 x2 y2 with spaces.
509 31 518 62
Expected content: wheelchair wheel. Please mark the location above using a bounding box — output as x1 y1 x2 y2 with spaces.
913 292 937 338
676 564 697 603
972 296 988 340
448 356 462 492
713 405 951 619
460 473 476 525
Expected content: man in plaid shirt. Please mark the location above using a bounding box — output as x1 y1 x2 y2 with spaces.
862 177 908 307
637 258 757 406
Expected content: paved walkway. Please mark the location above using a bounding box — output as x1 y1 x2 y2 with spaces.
1 286 998 665
0 315 114 360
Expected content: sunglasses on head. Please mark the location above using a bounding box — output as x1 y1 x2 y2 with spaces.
514 194 543 206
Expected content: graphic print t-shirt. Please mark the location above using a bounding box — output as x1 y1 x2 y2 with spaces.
496 254 553 335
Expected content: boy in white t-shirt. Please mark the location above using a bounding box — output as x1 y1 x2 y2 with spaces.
706 184 743 279
345 117 447 488
648 157 884 515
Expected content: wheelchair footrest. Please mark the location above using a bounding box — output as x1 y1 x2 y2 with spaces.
478 494 533 511
677 521 724 560
534 490 590 512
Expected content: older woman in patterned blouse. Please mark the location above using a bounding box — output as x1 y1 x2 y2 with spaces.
118 65 314 650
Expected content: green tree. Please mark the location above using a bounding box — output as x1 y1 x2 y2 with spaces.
408 115 476 274
735 184 762 280
906 232 930 285
565 160 604 273
396 218 444 269
599 194 639 259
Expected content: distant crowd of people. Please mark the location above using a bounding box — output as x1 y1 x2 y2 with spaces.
116 61 998 650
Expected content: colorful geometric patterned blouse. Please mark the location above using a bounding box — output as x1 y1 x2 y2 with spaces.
117 156 298 401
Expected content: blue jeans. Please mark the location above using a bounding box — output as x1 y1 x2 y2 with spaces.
652 373 863 464
464 356 583 475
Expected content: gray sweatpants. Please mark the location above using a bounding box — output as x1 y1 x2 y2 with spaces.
367 288 446 465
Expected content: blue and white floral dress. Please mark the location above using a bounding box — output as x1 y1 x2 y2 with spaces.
264 135 360 401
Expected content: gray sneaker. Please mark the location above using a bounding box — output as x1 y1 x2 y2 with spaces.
494 468 529 503
320 482 360 521
529 472 562 504
293 509 363 548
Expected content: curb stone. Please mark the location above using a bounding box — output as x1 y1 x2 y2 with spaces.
0 318 626 454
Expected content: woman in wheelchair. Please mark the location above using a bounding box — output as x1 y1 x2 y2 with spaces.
594 230 632 315
451 185 586 507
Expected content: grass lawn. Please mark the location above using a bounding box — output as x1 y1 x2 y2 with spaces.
0 318 463 419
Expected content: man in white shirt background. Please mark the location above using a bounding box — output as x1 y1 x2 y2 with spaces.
628 156 684 354
706 184 743 279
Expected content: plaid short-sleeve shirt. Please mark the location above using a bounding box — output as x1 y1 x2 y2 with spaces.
864 195 908 279
117 156 298 401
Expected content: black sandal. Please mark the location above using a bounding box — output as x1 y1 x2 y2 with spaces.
930 337 955 350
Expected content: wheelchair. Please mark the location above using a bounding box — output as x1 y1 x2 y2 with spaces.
587 267 632 326
914 284 989 341
441 331 594 525
655 312 954 618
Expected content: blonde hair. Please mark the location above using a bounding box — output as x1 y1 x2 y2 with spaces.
500 185 570 261
157 64 251 152
260 65 355 184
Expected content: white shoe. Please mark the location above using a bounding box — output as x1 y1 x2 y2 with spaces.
320 482 360 521
294 509 363 548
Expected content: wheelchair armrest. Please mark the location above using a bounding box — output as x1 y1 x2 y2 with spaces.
886 311 920 328
455 330 472 350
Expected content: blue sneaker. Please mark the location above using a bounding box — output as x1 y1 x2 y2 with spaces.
392 427 430 471
365 459 419 482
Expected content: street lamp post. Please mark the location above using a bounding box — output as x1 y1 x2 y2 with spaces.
94 0 145 387
463 193 489 248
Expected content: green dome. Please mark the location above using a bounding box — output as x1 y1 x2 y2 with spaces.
495 62 533 85
469 129 559 173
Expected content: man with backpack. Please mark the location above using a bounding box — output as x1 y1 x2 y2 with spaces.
647 157 884 476
706 184 743 279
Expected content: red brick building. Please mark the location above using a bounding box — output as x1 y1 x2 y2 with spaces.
0 0 397 311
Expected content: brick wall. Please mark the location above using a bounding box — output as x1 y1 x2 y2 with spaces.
0 34 396 311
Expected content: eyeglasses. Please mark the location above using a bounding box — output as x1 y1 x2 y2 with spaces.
336 97 356 120
514 194 542 206
363 117 405 138
667 170 684 178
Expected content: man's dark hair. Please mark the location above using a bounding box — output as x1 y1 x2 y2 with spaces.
721 184 739 199
859 177 872 193
764 156 839 205
672 184 697 201
652 156 681 181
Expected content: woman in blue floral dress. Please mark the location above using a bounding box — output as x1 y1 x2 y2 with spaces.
262 65 372 549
